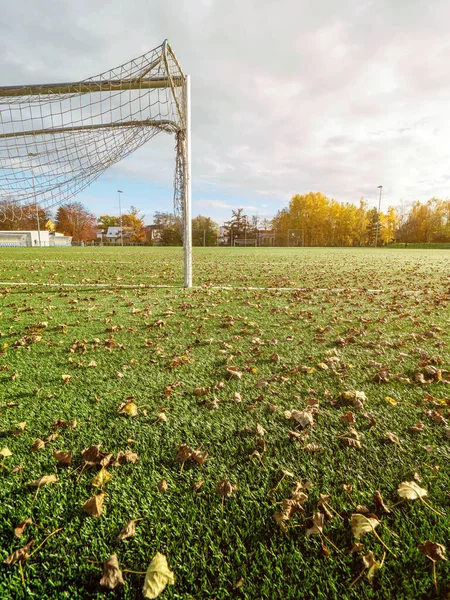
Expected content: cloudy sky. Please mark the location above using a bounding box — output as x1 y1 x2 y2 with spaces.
1 0 449 224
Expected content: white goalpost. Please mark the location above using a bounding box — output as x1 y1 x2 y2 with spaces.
0 40 192 287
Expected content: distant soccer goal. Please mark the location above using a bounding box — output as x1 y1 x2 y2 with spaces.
233 238 257 247
0 40 193 286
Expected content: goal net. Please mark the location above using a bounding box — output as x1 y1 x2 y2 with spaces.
233 239 257 247
0 39 192 285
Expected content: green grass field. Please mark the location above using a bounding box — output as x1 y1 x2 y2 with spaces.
0 247 449 599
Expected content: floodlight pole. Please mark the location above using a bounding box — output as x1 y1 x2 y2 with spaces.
375 185 383 247
117 190 123 246
184 75 192 287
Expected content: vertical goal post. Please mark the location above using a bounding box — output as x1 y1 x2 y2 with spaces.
0 40 192 287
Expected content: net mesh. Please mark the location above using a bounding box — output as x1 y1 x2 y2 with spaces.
0 40 186 224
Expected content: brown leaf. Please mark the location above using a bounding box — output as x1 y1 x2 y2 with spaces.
3 540 34 564
350 542 364 553
53 450 72 466
32 438 46 452
14 518 32 538
410 421 425 434
216 479 237 498
176 444 192 463
100 554 125 589
117 520 137 541
374 490 391 513
28 474 59 488
386 431 400 445
112 450 139 466
158 479 168 492
83 493 106 517
81 445 113 467
340 411 355 424
191 449 208 465
418 540 447 562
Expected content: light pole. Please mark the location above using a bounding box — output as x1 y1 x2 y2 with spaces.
28 152 41 247
117 190 123 246
375 185 383 248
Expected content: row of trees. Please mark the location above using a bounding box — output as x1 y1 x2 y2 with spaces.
271 194 450 246
2 194 450 246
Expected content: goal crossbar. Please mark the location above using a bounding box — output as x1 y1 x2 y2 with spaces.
0 77 184 97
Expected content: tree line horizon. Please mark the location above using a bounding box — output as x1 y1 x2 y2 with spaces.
1 192 449 246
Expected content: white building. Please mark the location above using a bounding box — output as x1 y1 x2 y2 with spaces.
0 230 72 247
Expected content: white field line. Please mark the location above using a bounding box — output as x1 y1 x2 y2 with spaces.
0 281 424 294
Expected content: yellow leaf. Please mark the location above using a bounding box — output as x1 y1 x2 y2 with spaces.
0 447 13 458
385 396 397 405
92 468 113 488
143 552 175 599
120 402 138 417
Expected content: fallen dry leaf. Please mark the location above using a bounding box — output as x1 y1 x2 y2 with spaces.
28 474 59 488
143 552 175 599
351 513 380 539
83 493 106 517
120 402 138 417
418 541 447 563
112 450 139 466
306 512 324 536
92 468 112 488
117 520 137 541
216 479 238 498
100 554 124 589
53 450 72 466
0 447 13 458
32 438 46 452
374 490 390 513
3 540 34 564
14 518 32 538
158 479 168 492
398 481 427 500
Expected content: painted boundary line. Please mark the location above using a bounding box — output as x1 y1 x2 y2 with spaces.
0 281 425 294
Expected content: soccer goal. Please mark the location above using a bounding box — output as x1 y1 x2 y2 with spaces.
0 40 192 287
233 239 257 247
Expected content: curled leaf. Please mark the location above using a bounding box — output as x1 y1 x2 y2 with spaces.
14 518 32 538
351 513 380 539
100 554 124 589
306 512 324 536
3 540 34 564
117 520 137 541
418 541 447 563
216 479 237 498
28 474 59 488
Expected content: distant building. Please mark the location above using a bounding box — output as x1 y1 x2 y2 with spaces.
145 224 162 244
104 226 132 243
0 230 72 247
